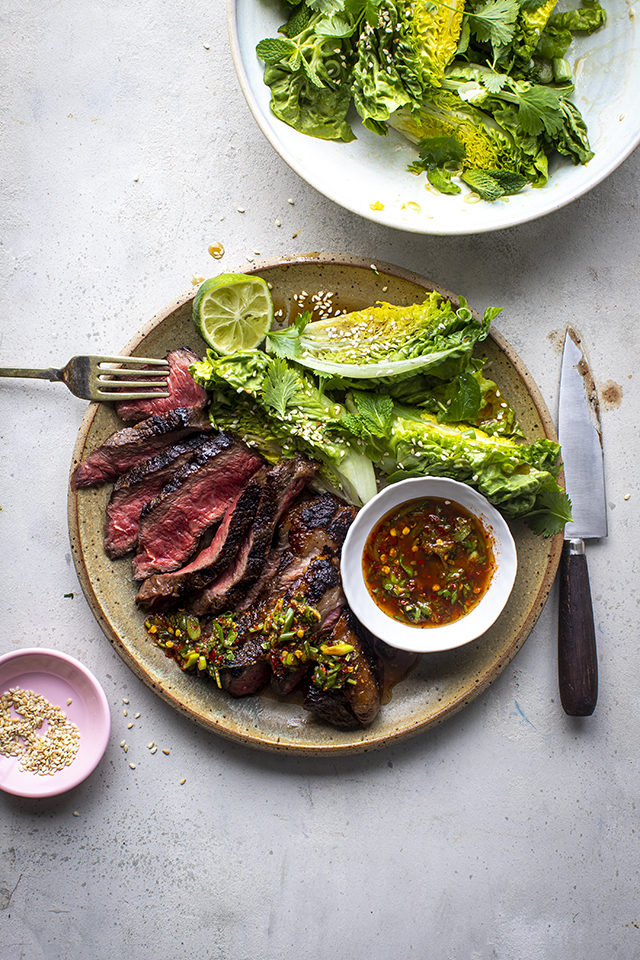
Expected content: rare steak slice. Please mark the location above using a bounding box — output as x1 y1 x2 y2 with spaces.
135 467 269 611
104 434 210 559
188 455 319 616
303 608 381 728
71 406 212 489
132 433 263 580
115 347 208 423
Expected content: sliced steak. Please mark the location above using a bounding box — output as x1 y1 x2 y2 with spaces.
215 492 360 704
104 433 211 559
188 455 319 616
135 467 268 611
115 347 208 423
303 608 381 728
71 406 212 489
234 492 357 615
132 434 264 580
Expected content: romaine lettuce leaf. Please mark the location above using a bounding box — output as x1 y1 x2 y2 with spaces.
267 290 499 379
378 406 571 532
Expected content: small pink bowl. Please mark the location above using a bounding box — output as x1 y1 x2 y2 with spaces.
0 648 111 798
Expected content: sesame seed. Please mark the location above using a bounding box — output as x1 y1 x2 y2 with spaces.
147 742 155 749
0 687 80 776
129 763 136 769
73 811 80 817
122 698 129 704
288 198 294 204
134 713 140 719
127 723 133 729
162 749 170 755
123 710 128 716
180 778 186 785
237 207 245 213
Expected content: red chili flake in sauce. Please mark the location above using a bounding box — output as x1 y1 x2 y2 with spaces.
362 497 496 627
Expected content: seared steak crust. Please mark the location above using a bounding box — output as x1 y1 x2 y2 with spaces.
71 406 212 489
303 609 381 728
115 347 207 423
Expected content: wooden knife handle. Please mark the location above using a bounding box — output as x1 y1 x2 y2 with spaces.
558 539 598 716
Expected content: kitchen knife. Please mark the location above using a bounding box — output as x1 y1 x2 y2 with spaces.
557 327 607 716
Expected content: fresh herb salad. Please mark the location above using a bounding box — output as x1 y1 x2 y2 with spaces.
256 0 606 200
190 287 572 535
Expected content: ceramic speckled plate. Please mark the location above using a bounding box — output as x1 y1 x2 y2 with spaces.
68 254 562 754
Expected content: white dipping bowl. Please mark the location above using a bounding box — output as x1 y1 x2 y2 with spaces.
341 477 517 654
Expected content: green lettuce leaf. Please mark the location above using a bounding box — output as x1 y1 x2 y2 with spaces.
268 290 499 380
378 406 570 534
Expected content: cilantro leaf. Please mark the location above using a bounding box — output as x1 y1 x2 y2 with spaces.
267 311 311 359
262 358 302 417
525 488 573 537
469 0 520 49
514 84 564 137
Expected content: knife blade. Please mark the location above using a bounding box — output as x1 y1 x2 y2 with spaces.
557 327 607 716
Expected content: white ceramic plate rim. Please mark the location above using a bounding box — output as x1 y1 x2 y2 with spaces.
228 0 640 235
341 477 518 653
0 648 111 798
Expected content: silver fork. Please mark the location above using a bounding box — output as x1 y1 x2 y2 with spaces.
0 355 171 401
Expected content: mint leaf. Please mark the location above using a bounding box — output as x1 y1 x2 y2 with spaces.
352 392 395 437
461 169 506 201
256 38 297 64
486 169 528 194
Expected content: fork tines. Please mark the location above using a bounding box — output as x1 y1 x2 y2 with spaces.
96 356 171 400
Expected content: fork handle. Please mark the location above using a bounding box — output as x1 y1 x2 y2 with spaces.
0 367 63 381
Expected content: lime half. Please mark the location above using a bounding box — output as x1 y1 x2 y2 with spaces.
193 273 274 353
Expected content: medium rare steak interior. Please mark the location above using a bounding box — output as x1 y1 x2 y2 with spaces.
115 347 208 423
71 406 212 489
132 432 264 580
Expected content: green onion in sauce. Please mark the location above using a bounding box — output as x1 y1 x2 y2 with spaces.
362 497 496 628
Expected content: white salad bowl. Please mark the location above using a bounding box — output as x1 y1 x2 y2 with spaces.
341 477 518 653
228 0 640 235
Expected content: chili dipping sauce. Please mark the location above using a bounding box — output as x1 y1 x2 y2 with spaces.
362 497 496 628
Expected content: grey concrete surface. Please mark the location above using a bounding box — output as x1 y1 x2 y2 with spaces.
1 2 639 958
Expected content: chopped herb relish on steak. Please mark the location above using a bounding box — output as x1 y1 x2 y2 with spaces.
115 347 208 423
144 493 383 728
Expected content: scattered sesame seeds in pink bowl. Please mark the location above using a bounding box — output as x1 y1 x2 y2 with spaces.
0 648 111 798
